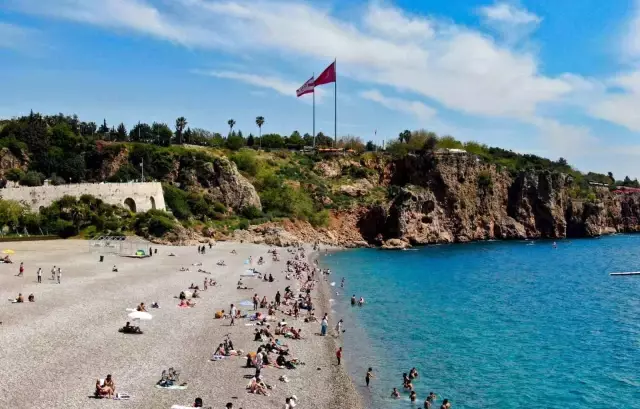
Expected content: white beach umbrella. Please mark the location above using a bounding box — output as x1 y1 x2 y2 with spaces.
128 311 153 321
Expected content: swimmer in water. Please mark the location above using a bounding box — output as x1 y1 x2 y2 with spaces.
350 295 356 306
391 388 400 399
340 278 344 288
553 241 557 248
358 297 365 306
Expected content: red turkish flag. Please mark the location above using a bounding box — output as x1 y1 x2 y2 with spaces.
314 61 336 86
296 76 315 97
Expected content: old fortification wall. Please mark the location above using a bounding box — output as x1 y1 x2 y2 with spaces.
0 182 165 213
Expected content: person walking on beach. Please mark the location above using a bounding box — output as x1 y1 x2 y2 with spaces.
335 318 343 336
51 266 56 280
336 347 342 365
365 367 374 387
17 262 24 277
230 303 237 326
253 294 259 311
37 267 42 283
57 267 61 284
320 315 328 336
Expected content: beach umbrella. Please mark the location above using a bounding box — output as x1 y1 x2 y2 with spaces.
128 311 153 321
2 249 15 254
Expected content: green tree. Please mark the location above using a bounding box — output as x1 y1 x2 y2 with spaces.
261 133 285 148
129 122 153 143
558 157 568 166
398 130 411 143
175 116 187 144
288 131 304 149
115 123 127 141
226 134 246 151
5 168 25 182
0 200 26 231
255 116 265 148
98 119 110 139
228 119 236 136
315 132 332 147
366 141 377 151
183 127 192 144
151 122 173 146
247 133 255 147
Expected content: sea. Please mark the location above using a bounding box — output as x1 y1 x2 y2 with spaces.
320 235 640 409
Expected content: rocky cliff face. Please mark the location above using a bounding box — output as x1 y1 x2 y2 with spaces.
272 152 640 247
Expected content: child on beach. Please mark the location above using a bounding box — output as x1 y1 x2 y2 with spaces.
17 262 24 277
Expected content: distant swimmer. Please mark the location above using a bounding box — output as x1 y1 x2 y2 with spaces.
358 297 365 306
553 241 557 248
351 295 356 306
391 388 400 399
340 277 344 288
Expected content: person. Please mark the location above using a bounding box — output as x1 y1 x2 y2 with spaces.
103 374 115 395
268 273 274 282
51 266 56 280
137 302 147 312
28 293 35 302
57 267 62 284
275 290 281 307
95 378 113 399
410 367 419 379
14 293 24 303
226 403 233 409
365 367 374 387
336 347 342 365
410 391 417 402
391 387 400 398
426 392 437 404
37 267 42 283
193 397 203 407
341 277 344 288
358 297 365 306
230 303 237 326
441 398 451 409
203 278 208 290
335 319 343 335
320 316 328 336
253 294 259 311
18 262 24 277
112 265 118 272
351 294 356 306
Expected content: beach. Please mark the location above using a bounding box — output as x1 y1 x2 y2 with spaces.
0 240 363 409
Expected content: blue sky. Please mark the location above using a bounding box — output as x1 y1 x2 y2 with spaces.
2 0 640 178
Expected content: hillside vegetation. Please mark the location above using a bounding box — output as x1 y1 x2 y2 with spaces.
0 112 634 241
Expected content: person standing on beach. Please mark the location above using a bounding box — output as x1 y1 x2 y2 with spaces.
275 291 281 307
230 303 237 326
320 315 328 336
17 262 24 277
336 347 342 365
253 294 259 310
335 319 343 336
365 367 374 387
36 268 42 283
57 267 61 284
51 266 56 280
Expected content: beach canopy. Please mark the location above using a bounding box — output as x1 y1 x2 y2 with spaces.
128 311 153 321
2 249 15 254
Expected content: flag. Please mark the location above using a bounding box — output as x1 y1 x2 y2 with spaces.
314 61 336 86
296 76 315 97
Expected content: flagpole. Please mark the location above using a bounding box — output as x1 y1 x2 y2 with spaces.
334 59 337 147
313 72 316 148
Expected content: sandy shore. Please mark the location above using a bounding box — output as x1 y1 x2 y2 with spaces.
0 240 363 409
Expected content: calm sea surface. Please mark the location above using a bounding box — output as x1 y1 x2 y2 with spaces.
320 236 640 409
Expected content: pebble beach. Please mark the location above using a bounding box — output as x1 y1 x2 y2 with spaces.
0 240 363 409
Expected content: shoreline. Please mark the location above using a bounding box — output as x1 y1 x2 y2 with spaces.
310 248 365 409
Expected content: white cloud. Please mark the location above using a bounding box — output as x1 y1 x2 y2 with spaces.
0 22 38 50
193 69 326 100
478 2 541 26
361 89 436 120
7 0 574 120
589 71 640 131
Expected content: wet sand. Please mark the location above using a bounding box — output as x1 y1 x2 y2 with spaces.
0 240 362 409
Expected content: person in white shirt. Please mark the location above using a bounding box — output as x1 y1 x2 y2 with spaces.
51 266 56 280
37 268 42 283
230 304 237 326
57 267 62 284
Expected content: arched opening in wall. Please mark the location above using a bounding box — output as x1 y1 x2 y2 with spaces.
150 196 156 210
124 198 137 213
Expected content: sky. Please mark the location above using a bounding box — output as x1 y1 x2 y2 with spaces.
2 0 640 178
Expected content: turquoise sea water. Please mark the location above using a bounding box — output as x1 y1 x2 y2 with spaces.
321 236 640 409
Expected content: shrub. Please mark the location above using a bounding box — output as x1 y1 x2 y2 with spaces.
20 171 44 186
478 170 493 190
237 218 250 230
231 150 260 176
135 210 177 237
213 202 227 213
162 184 192 219
5 168 25 182
242 205 263 220
309 209 329 227
55 219 78 238
49 174 66 185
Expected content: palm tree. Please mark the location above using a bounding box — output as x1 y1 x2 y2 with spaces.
175 117 188 144
227 119 236 136
255 116 265 149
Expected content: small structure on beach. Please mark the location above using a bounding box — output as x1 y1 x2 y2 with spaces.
89 236 150 257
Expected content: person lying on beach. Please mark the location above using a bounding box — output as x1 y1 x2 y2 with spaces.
217 260 226 266
231 250 237 254
179 299 195 307
2 255 12 263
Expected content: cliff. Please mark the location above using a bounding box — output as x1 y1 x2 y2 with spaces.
238 151 640 247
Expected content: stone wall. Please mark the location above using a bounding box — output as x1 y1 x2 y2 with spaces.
0 182 165 213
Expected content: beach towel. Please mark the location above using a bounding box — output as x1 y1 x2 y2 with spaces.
155 384 188 390
239 300 253 307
